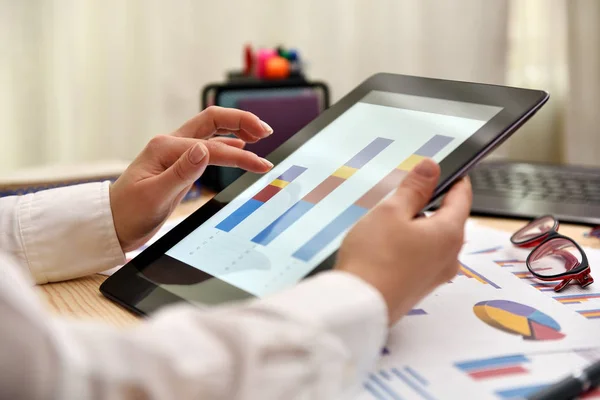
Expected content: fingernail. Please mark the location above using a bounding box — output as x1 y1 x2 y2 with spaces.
414 159 436 177
189 143 207 164
261 158 274 169
260 120 273 135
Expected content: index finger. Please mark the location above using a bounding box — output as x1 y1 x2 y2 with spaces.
203 140 273 173
175 106 273 142
429 177 472 225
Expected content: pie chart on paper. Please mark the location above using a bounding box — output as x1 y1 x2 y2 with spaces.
473 300 565 341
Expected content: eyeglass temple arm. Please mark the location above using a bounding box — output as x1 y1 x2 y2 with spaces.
531 248 580 270
552 249 591 286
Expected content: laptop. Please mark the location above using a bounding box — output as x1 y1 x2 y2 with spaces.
469 160 600 226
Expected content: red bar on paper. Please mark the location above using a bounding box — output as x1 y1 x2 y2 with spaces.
469 365 528 380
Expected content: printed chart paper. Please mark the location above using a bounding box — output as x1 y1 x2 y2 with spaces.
354 222 600 399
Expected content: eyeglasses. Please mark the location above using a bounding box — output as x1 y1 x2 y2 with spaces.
510 215 594 292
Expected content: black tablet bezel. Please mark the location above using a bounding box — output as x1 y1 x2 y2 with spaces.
101 73 549 316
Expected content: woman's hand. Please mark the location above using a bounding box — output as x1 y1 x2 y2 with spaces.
335 159 472 325
110 106 274 252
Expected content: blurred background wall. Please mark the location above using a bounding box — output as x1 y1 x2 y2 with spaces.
0 0 599 172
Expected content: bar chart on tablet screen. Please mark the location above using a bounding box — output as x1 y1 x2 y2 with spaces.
291 134 453 261
215 165 308 232
166 100 488 296
251 137 394 246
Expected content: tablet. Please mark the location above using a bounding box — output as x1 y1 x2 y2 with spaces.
101 73 548 315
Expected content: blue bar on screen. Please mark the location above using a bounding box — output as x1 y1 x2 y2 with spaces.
292 205 367 261
252 200 314 245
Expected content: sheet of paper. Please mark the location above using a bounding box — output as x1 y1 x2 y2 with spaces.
354 221 600 399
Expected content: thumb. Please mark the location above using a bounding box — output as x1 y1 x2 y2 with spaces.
155 142 209 198
391 158 440 218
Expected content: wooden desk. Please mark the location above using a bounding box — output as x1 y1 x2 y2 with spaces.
36 194 213 327
37 193 600 328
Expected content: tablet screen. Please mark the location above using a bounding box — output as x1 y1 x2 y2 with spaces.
165 91 502 297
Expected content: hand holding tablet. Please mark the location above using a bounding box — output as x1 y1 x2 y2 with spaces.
101 73 548 315
336 158 472 324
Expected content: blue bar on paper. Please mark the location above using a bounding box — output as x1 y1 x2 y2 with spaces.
379 370 392 380
293 205 367 261
364 382 388 400
278 165 308 182
495 384 549 399
404 367 429 386
345 137 394 169
455 354 529 372
252 200 314 245
369 374 404 400
216 199 264 232
414 135 454 157
391 368 436 400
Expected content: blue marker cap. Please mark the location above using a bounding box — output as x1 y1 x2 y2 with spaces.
287 49 299 62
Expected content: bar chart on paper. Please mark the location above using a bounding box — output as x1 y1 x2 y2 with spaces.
556 289 600 321
492 250 600 322
450 261 501 289
454 348 600 399
362 366 438 400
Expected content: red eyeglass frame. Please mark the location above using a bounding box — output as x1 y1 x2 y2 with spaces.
510 215 593 292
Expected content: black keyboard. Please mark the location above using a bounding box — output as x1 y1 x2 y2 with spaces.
468 161 600 226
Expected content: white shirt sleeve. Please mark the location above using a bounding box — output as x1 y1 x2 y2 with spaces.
0 183 389 399
0 182 125 283
0 257 387 399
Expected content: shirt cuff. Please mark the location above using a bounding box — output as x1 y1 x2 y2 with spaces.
257 270 388 391
19 182 125 284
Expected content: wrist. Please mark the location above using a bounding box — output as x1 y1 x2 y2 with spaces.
335 264 418 326
108 181 129 252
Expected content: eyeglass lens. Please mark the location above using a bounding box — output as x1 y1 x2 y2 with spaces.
528 238 583 278
512 215 556 245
